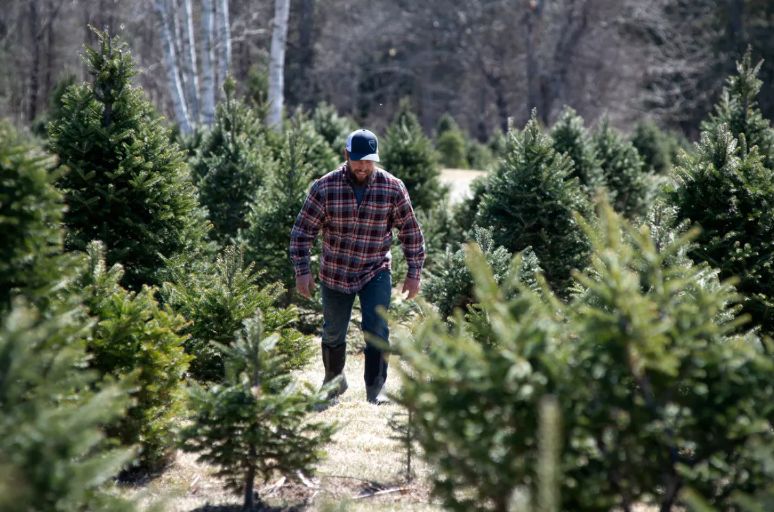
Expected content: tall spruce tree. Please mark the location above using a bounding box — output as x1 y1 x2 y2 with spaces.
49 30 208 290
193 78 275 245
550 106 604 194
0 122 75 313
475 113 590 296
592 120 650 219
77 241 190 472
180 314 335 511
381 100 446 213
0 302 135 511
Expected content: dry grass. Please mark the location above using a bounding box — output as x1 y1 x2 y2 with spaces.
121 348 441 512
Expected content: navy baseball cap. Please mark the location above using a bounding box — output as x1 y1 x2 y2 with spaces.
346 129 380 162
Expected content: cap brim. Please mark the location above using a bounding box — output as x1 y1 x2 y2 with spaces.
349 153 380 162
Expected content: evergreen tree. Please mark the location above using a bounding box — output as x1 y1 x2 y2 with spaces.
0 302 135 511
592 120 650 219
162 245 313 382
702 50 774 169
476 114 591 296
49 30 208 290
550 106 604 193
397 202 774 511
435 113 469 169
671 124 774 343
279 109 339 179
381 99 447 212
78 241 190 472
631 119 684 175
242 117 320 292
0 122 73 312
311 101 356 155
193 78 275 245
180 314 335 511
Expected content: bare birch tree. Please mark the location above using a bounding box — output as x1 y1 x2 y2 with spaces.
267 0 290 129
200 0 217 125
178 0 200 124
153 0 192 133
215 0 231 91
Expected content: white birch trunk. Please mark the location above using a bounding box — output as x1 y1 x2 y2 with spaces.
154 0 192 134
215 0 232 92
180 0 200 124
267 0 291 129
200 0 217 126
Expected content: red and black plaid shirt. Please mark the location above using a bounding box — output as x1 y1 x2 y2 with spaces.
290 164 425 293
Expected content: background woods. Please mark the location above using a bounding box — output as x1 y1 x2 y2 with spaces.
2 1 774 140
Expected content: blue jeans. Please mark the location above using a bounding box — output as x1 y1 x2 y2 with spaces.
321 270 391 387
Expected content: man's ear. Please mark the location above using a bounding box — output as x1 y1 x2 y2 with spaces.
343 149 349 161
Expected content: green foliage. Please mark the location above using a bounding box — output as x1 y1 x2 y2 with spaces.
465 140 494 171
0 302 135 511
382 99 447 212
435 113 469 169
162 245 313 382
550 106 604 192
424 227 539 319
311 102 356 155
280 109 339 179
416 196 459 269
451 174 488 241
78 241 190 472
0 122 71 312
398 202 774 511
670 123 774 342
49 30 208 290
631 119 684 174
180 314 336 510
592 120 650 218
192 78 274 244
476 114 591 296
702 50 774 168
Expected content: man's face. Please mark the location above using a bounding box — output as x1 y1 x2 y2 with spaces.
345 151 376 184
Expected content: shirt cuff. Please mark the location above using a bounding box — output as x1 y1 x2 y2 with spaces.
406 266 422 279
294 263 311 277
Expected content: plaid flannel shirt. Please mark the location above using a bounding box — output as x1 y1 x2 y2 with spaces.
289 164 425 294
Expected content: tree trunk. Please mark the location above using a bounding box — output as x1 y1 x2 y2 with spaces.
200 0 217 126
295 0 316 106
180 0 200 124
28 1 41 122
267 0 291 129
216 0 232 92
524 0 544 121
154 0 193 134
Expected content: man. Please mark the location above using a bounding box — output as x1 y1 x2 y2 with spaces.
289 128 425 404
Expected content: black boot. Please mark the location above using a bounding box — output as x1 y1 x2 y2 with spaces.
321 343 348 399
364 344 389 405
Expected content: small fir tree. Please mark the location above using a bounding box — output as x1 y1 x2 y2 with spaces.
451 174 488 241
277 109 339 179
592 120 650 219
0 122 75 313
77 241 190 472
162 245 313 382
702 50 774 168
311 102 356 155
631 119 684 175
382 99 447 212
550 106 604 193
435 113 469 169
49 30 208 290
180 314 336 511
193 78 275 244
671 123 774 343
475 113 591 296
0 302 135 511
243 117 321 292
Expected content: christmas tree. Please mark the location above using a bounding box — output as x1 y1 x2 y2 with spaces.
550 106 604 194
181 314 335 511
49 30 208 290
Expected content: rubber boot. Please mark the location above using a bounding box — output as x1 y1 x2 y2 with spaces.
364 347 389 405
321 343 348 400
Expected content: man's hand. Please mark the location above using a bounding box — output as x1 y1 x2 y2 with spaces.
401 277 421 300
296 273 316 298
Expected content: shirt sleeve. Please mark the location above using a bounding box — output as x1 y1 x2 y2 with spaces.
289 180 325 276
393 180 426 279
